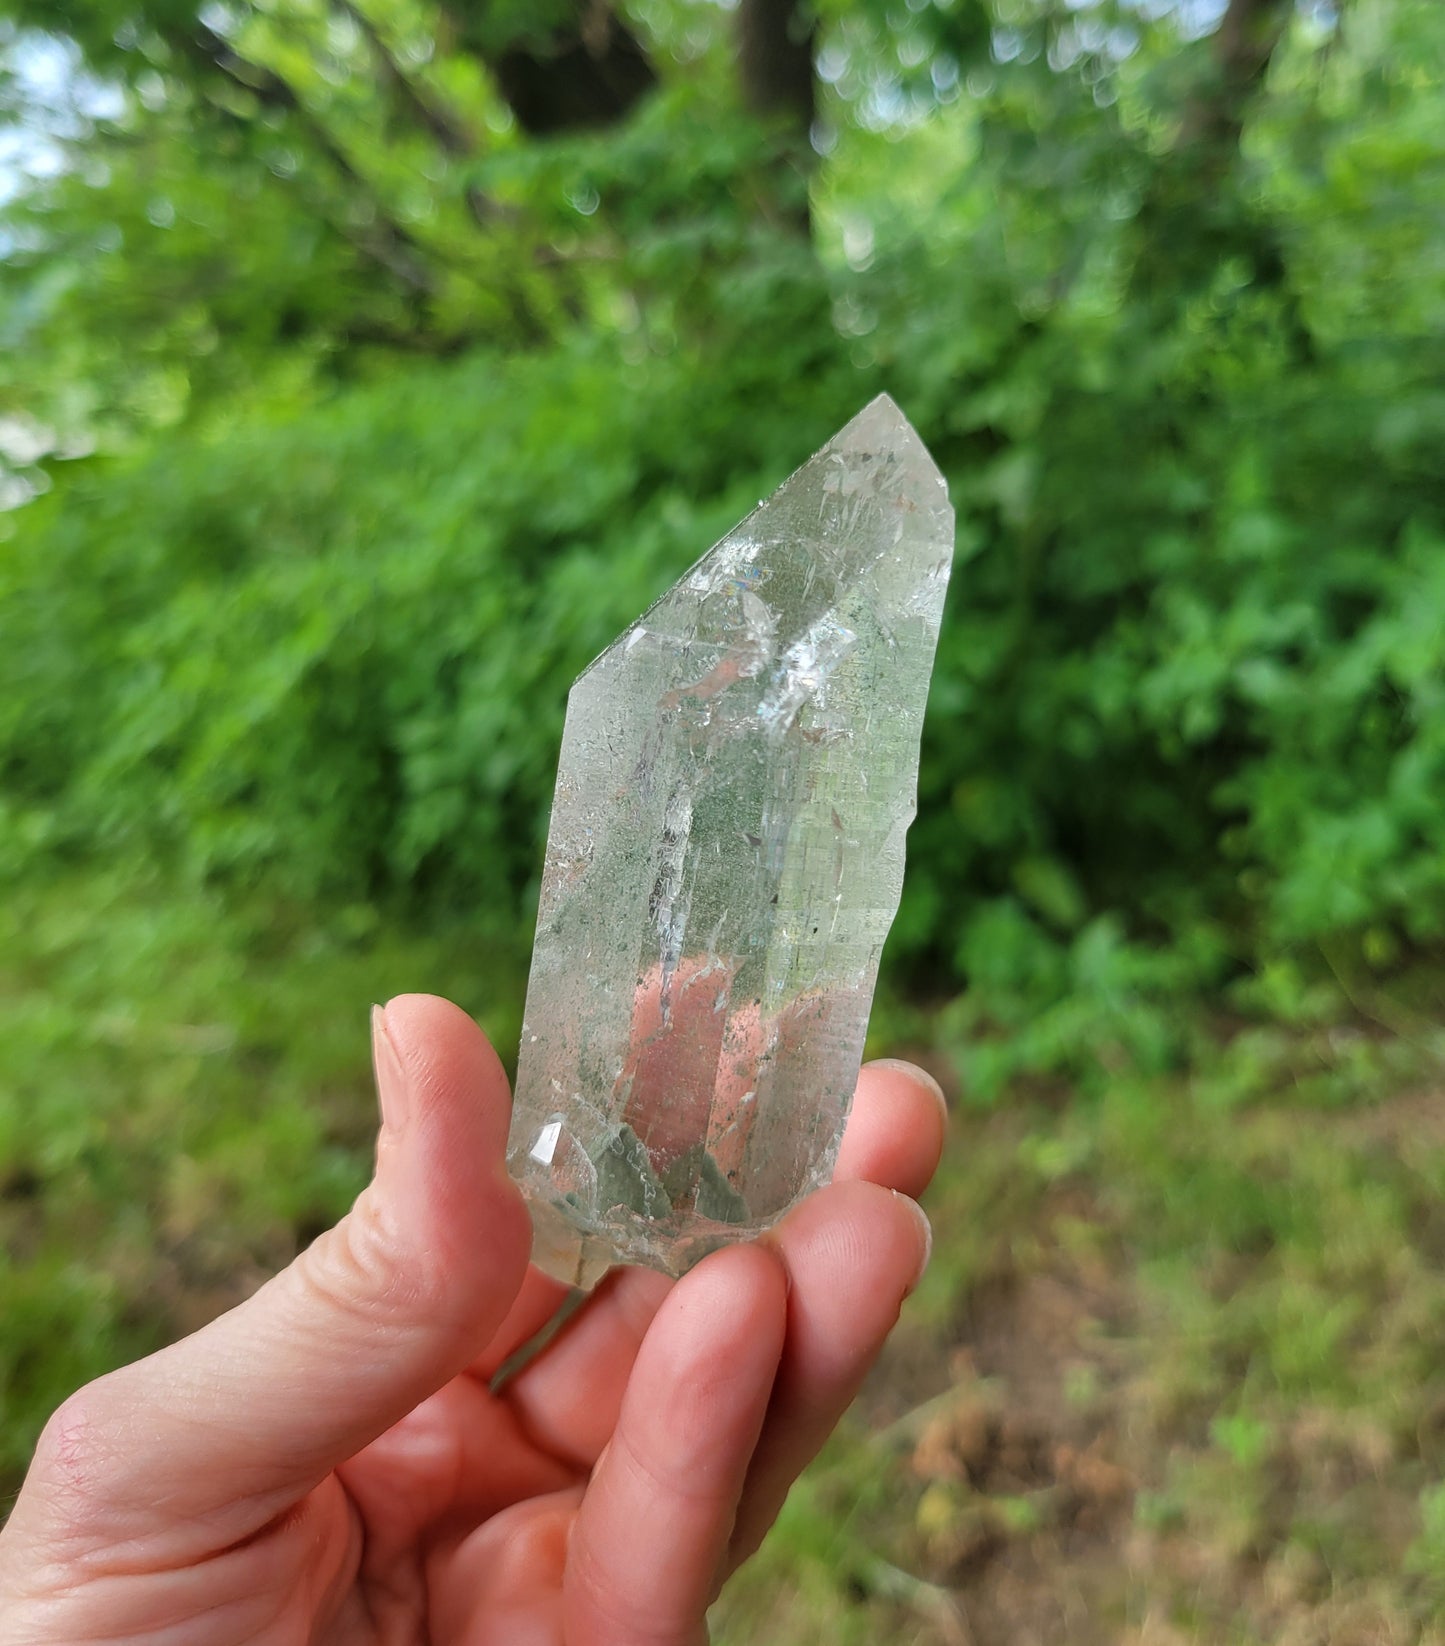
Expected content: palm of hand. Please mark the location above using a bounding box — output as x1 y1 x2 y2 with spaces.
245 1257 777 1645
0 997 941 1646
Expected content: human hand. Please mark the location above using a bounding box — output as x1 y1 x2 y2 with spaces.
0 994 944 1645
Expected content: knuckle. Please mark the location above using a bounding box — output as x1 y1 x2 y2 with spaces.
26 1378 132 1546
570 1530 687 1646
614 1424 725 1513
34 1385 109 1490
296 1186 451 1329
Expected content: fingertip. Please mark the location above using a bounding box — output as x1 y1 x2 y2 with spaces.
833 1057 948 1197
378 994 513 1144
870 1056 949 1114
665 1241 788 1367
373 993 531 1311
771 1176 928 1309
380 992 509 1085
893 1188 933 1290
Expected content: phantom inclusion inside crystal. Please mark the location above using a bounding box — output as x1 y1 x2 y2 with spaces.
507 395 955 1286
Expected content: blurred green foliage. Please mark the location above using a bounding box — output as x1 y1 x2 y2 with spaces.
3 0 1445 1633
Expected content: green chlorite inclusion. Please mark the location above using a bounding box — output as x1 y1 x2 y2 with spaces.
507 396 955 1287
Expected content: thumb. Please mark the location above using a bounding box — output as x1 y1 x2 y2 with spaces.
18 994 533 1549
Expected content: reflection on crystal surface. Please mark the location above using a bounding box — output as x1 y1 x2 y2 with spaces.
508 395 955 1287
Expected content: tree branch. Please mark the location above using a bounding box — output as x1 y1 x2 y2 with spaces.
182 22 440 296
333 0 474 157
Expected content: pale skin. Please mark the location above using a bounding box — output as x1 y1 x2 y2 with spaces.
0 993 945 1645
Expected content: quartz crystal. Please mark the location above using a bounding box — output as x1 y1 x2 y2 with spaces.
508 395 954 1286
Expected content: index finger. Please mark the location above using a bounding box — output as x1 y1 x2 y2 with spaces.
564 1243 788 1646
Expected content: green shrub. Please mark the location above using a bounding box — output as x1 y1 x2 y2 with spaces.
4 2 1444 1080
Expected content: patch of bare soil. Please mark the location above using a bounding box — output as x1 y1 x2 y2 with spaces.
857 1090 1445 1646
899 1212 1141 1645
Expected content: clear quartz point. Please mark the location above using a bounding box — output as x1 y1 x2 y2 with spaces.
508 395 955 1287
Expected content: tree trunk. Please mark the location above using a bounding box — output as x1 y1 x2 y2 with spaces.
738 0 816 133
736 0 816 232
456 2 657 136
1130 0 1296 302
1178 0 1294 156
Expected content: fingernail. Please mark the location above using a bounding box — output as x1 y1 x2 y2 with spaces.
895 1191 933 1289
371 1003 410 1135
871 1058 948 1113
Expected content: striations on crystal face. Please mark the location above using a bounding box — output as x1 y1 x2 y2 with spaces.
507 395 955 1287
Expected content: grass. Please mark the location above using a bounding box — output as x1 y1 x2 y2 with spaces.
5 865 1445 1642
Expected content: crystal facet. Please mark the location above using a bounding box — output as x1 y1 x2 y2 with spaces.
508 396 954 1286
